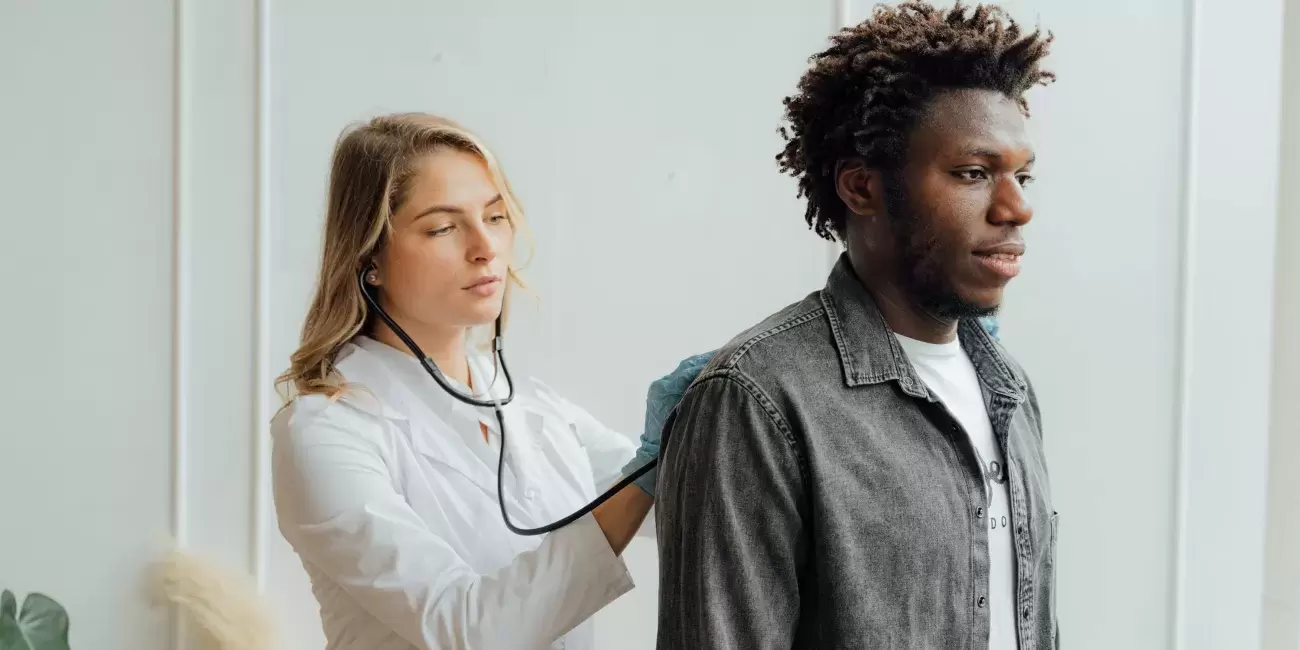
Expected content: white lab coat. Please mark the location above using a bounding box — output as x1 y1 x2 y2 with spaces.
271 336 640 650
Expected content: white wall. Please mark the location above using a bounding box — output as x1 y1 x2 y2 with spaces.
1 1 1293 649
0 2 176 648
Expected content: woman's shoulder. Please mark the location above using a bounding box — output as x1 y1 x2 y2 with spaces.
521 375 577 418
271 387 391 452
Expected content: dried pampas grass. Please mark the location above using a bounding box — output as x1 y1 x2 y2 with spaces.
151 548 279 650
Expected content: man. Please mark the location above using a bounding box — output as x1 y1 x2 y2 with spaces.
653 2 1058 648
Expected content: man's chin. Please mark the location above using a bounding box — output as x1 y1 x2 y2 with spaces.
959 286 1005 316
922 292 1000 321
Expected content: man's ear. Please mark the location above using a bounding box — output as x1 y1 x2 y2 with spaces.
834 158 883 218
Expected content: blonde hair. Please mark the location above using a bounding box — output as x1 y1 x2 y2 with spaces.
277 113 532 401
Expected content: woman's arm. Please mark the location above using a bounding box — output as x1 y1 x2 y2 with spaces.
591 482 654 554
271 400 634 650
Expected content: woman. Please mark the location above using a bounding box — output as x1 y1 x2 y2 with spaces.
271 112 708 650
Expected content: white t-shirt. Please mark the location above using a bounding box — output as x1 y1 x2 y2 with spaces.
894 332 1018 650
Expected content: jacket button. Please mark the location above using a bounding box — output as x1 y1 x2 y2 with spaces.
978 596 987 608
1023 606 1031 619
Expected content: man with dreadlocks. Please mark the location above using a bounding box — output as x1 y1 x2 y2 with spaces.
653 2 1059 648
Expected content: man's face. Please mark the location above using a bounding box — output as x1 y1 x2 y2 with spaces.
884 88 1037 320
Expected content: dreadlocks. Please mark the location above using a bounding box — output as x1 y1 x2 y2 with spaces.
777 1 1056 241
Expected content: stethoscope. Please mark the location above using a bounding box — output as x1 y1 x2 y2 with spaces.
358 267 657 536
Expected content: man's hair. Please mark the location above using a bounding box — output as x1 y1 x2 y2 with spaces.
776 1 1056 241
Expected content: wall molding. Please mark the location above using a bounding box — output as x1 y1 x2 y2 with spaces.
1173 0 1285 647
1169 0 1201 645
169 0 191 647
169 1 263 646
252 0 273 592
169 0 191 555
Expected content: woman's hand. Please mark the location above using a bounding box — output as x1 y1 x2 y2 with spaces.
622 351 716 498
980 315 1000 340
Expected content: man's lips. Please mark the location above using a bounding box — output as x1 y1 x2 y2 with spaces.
972 241 1024 280
973 241 1025 257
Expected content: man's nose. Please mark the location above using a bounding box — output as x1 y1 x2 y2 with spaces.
990 177 1034 226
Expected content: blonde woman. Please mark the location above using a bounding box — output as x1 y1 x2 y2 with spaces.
271 113 710 650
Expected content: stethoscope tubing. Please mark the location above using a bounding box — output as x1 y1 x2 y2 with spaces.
357 268 656 536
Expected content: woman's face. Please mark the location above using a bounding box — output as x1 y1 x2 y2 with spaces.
373 148 514 337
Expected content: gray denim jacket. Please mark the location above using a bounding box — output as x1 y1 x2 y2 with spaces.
654 254 1059 649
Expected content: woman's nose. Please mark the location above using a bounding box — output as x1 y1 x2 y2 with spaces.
466 222 498 262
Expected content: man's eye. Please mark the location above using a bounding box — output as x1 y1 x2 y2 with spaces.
1017 174 1036 187
955 169 988 181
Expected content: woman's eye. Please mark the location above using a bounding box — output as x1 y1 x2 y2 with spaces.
428 225 454 236
487 214 508 224
1017 174 1036 187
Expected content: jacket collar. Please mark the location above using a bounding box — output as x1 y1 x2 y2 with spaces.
819 253 1027 401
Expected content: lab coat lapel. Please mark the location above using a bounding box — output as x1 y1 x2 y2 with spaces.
342 338 522 512
393 378 507 502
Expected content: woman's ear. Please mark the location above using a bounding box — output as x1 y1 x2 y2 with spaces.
364 264 381 286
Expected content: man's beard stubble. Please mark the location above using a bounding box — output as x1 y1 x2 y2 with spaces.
882 177 998 322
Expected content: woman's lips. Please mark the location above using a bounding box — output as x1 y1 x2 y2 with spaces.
464 276 502 297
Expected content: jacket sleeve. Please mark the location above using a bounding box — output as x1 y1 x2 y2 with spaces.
271 399 634 650
653 373 807 649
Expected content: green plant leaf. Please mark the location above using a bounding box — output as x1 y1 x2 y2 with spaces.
0 590 29 650
0 590 69 650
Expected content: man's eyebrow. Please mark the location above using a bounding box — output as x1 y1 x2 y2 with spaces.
961 147 1035 166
